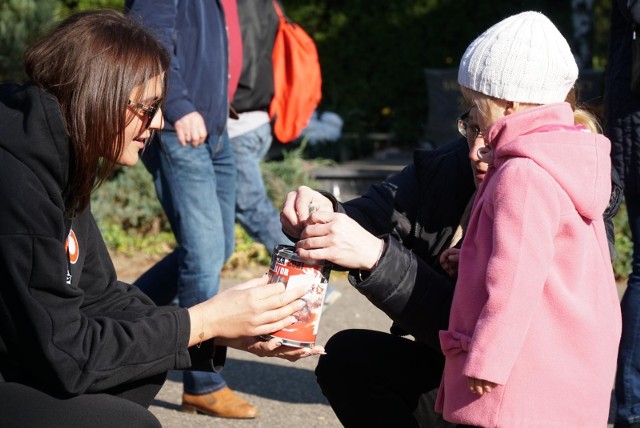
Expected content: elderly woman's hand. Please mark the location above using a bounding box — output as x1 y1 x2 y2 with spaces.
295 211 384 271
281 186 334 239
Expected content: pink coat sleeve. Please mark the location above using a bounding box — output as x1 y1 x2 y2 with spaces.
463 161 561 384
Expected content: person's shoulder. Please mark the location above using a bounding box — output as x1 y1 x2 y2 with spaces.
413 137 468 172
414 137 467 161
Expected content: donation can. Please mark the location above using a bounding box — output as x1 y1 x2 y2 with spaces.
266 245 331 347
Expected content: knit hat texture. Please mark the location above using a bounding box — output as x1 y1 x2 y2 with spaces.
458 11 578 104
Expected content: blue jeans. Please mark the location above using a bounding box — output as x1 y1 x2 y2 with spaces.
136 130 236 395
616 184 640 424
232 123 291 252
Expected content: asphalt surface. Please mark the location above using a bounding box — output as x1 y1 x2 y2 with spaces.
149 273 392 428
143 274 626 428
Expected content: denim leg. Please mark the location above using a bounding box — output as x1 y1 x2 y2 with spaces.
616 186 640 424
135 137 180 306
137 131 234 394
213 130 237 263
232 123 291 252
134 250 180 306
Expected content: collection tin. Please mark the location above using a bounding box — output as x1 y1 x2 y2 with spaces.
265 244 331 348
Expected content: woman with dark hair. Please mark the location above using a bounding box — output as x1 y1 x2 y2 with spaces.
0 9 321 427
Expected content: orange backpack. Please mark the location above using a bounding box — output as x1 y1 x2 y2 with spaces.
269 0 322 143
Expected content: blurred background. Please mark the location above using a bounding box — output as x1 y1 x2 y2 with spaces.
2 0 628 279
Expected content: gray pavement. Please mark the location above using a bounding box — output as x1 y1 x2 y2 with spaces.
149 272 392 428
144 274 626 428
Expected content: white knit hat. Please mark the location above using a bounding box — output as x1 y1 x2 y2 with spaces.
457 11 578 104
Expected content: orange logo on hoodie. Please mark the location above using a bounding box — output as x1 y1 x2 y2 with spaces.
65 229 79 264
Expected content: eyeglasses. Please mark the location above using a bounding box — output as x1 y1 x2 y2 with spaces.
128 99 161 130
457 110 484 141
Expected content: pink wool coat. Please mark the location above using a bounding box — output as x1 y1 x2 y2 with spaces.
435 103 621 427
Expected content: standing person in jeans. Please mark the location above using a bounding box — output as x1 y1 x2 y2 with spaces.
228 0 341 309
126 0 257 419
228 0 284 254
606 1 640 427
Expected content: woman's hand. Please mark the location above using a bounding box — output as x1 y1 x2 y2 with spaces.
188 276 308 347
296 211 384 271
281 186 333 239
439 248 461 278
220 336 325 362
467 376 498 395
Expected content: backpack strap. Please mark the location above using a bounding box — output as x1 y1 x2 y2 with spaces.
272 0 284 18
272 0 293 25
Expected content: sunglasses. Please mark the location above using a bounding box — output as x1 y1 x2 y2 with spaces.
128 99 161 130
457 110 484 141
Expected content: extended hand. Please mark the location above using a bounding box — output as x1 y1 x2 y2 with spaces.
221 336 326 362
189 276 308 346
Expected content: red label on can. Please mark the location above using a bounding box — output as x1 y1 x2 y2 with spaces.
267 246 330 347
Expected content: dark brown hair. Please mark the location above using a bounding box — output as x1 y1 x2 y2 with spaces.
23 9 170 215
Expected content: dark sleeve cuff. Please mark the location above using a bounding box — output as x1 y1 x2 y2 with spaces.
188 340 227 373
317 190 346 213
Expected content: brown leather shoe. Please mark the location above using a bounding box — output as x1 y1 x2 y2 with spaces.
181 386 258 419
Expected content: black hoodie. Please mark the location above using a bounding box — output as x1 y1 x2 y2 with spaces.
0 83 221 397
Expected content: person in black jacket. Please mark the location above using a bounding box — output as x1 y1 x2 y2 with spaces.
605 1 640 427
0 10 322 428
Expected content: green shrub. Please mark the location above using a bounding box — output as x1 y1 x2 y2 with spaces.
261 139 335 208
0 0 58 83
613 202 633 282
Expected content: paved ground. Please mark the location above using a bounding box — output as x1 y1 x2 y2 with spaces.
116 259 626 428
148 272 392 428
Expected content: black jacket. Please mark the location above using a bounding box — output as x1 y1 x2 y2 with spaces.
605 0 640 194
332 138 476 350
0 83 222 397
231 0 279 113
